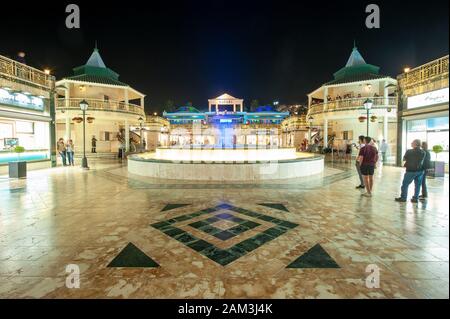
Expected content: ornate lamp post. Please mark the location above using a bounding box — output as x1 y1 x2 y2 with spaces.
363 98 373 136
138 116 144 151
79 99 89 169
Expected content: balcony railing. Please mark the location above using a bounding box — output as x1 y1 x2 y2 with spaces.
398 55 449 96
57 98 145 116
308 96 397 115
0 55 54 89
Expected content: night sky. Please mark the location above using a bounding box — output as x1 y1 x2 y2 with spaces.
1 0 448 113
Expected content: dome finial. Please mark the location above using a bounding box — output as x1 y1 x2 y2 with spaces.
94 40 98 51
353 39 356 49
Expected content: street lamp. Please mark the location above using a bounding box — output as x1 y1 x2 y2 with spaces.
138 116 144 151
363 98 373 136
79 99 89 169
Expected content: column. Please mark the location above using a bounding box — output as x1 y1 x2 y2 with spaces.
65 116 71 140
124 88 129 111
208 102 211 112
323 118 328 148
125 120 130 152
65 87 70 108
239 102 243 112
233 104 236 113
383 115 389 142
383 81 389 106
140 97 145 108
323 87 329 111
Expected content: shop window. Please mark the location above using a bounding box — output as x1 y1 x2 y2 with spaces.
16 121 34 134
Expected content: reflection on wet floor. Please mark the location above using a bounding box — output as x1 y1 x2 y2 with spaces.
0 159 448 298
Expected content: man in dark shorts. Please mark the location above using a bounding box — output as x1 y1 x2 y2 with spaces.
355 135 366 189
395 139 425 203
357 136 378 197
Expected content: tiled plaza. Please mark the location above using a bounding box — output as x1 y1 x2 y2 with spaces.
0 159 448 298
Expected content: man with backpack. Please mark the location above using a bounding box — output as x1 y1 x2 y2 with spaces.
395 139 426 203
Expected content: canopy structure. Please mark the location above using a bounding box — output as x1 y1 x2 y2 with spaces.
208 93 244 113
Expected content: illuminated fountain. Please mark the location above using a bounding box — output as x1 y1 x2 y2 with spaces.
128 94 324 181
128 146 324 181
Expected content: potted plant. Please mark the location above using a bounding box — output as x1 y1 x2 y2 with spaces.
9 145 27 178
358 116 366 123
431 145 445 177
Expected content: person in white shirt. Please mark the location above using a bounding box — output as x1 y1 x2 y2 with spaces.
380 139 389 163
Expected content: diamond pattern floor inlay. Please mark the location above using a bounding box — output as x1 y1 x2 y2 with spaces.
151 203 298 266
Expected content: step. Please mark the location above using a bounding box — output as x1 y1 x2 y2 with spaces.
74 152 118 159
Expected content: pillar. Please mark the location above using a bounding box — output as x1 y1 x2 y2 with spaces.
124 89 129 111
140 97 145 108
233 104 236 113
65 115 71 140
65 87 70 108
384 81 389 106
208 102 211 112
323 87 329 111
384 115 389 142
125 120 130 152
323 118 328 148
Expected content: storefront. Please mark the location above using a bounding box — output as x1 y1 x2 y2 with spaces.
397 56 449 166
0 54 54 167
404 116 449 163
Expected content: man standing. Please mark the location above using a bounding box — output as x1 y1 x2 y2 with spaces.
419 141 431 201
395 139 426 203
355 135 366 189
91 136 97 153
380 139 389 163
357 136 378 197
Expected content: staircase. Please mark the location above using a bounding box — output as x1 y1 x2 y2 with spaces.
74 152 118 159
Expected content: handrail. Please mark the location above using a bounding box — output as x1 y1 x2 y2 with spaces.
308 96 397 115
56 98 145 116
0 55 54 89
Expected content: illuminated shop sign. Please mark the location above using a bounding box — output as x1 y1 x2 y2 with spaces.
407 88 449 109
0 88 45 111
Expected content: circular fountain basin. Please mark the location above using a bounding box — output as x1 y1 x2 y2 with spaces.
128 147 324 181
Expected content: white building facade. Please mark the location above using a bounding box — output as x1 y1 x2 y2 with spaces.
55 48 146 156
307 45 398 161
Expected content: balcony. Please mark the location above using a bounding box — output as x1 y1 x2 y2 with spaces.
0 55 54 89
56 98 145 117
308 96 397 115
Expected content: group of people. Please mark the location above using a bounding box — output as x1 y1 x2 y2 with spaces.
57 138 75 166
56 135 100 166
335 138 389 164
354 134 431 202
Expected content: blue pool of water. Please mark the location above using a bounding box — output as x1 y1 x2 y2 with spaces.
0 153 49 164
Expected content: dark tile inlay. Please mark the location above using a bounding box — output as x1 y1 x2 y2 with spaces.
150 203 299 266
161 204 190 212
286 244 340 269
258 203 290 212
107 243 159 268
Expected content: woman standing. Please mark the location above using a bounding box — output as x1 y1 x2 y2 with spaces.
66 139 75 166
57 138 67 166
420 141 431 201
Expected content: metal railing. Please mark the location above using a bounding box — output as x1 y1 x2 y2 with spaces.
398 55 449 96
308 96 397 115
0 55 54 89
56 98 145 116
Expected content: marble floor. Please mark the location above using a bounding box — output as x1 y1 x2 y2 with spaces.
0 159 448 299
